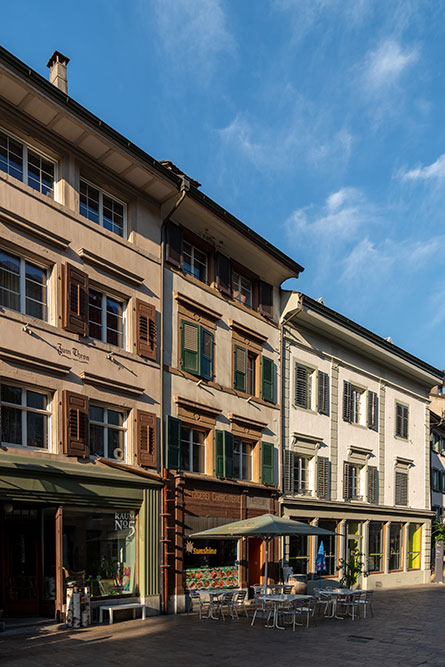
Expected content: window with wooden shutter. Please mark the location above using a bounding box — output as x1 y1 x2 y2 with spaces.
261 441 275 486
200 328 214 381
367 391 378 431
165 220 183 268
181 320 200 375
165 415 181 470
284 449 295 495
395 471 408 505
318 371 329 415
261 356 275 403
234 345 247 392
343 381 352 422
395 403 409 439
295 364 308 408
62 263 88 336
317 457 330 499
368 466 378 504
216 252 232 297
136 410 157 467
258 281 273 318
136 299 157 360
62 390 89 458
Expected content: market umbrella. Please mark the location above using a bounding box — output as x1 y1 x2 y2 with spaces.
190 513 337 594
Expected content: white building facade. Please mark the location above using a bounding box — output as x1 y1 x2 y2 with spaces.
280 293 442 590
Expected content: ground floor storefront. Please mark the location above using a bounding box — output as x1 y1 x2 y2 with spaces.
0 453 162 619
164 473 279 612
281 500 433 590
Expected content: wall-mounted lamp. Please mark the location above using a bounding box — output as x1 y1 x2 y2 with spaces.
22 323 32 335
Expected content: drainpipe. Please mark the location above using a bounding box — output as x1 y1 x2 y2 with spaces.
278 293 303 574
160 175 189 615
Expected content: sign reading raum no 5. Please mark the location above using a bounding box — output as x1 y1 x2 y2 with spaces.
115 511 136 537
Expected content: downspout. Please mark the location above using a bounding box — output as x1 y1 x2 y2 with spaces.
160 175 189 615
278 293 303 574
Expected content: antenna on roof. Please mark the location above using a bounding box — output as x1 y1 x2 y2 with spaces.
384 336 393 343
316 297 325 305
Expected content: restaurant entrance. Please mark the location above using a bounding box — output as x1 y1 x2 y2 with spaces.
248 538 262 587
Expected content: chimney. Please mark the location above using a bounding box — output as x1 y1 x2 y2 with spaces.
46 51 70 94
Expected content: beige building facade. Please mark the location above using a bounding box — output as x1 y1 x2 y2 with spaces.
0 47 190 619
280 292 442 590
161 175 303 611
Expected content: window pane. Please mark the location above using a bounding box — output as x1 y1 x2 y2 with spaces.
89 405 105 423
0 131 23 181
108 410 123 427
1 384 22 404
106 297 123 347
0 250 20 311
80 180 100 224
27 150 54 197
1 405 22 444
27 412 47 448
90 424 105 457
108 428 124 456
89 289 103 340
26 390 46 410
103 195 124 237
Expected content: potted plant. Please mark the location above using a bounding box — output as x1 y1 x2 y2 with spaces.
337 549 369 589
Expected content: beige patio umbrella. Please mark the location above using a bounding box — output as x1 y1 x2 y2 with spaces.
191 513 338 594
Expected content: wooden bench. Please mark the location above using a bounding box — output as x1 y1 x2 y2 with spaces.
99 603 147 624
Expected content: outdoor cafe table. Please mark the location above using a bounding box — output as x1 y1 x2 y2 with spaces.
257 593 312 630
322 589 365 620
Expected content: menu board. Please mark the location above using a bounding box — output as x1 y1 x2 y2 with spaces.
185 565 239 590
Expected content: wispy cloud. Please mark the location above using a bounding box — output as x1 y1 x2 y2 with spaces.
273 0 370 41
218 106 353 174
361 39 418 92
151 0 235 80
399 154 445 182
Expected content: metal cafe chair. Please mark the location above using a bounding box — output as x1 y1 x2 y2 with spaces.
279 597 314 631
336 591 361 621
233 590 249 618
217 591 237 621
187 590 209 619
313 588 333 617
356 590 374 618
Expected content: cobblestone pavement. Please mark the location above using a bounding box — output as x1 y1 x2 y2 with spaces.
1 585 445 667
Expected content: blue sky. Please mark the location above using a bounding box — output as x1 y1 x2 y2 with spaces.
2 1 445 369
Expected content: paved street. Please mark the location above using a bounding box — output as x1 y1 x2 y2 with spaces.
1 585 445 667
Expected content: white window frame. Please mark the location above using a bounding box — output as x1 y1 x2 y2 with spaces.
233 439 253 481
232 271 253 308
88 287 126 350
79 177 127 238
0 382 52 451
181 426 206 473
89 404 127 462
182 240 208 283
0 126 58 200
0 247 49 322
293 455 310 494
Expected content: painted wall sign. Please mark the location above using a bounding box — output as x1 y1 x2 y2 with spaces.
185 489 239 505
57 343 90 363
185 540 217 555
114 511 136 537
246 496 270 509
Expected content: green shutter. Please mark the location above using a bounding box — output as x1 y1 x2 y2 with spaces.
165 415 181 470
224 431 234 479
234 345 247 392
261 356 275 403
181 320 200 375
200 328 213 380
215 430 225 478
261 441 274 485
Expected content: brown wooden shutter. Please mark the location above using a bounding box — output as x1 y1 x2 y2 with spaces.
258 281 273 318
283 450 294 495
165 220 183 268
136 299 157 360
318 371 330 415
136 410 157 467
62 263 88 336
395 471 408 505
62 390 89 458
216 252 232 297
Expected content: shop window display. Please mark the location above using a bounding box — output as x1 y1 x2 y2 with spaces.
183 538 239 590
63 508 137 597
